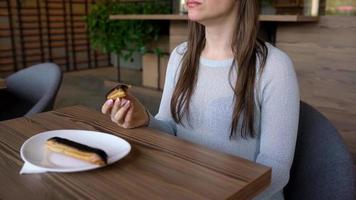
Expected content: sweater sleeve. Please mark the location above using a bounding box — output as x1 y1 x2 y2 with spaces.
254 46 300 199
148 43 186 136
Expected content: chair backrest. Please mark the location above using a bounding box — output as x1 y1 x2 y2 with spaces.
6 63 62 115
284 102 355 200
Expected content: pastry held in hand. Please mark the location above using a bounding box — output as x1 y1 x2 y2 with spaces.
106 84 130 100
46 137 108 166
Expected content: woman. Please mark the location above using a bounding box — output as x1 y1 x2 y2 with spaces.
102 0 300 199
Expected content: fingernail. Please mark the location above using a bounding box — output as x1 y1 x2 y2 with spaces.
115 98 121 105
125 100 130 106
121 99 127 106
107 99 113 106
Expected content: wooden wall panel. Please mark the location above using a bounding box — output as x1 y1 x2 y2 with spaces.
169 21 188 51
276 16 356 161
0 0 111 76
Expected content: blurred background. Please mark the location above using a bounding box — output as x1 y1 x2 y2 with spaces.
0 0 355 164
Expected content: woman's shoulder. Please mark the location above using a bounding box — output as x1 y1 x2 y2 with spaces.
261 42 296 77
255 43 300 105
171 42 188 57
165 42 188 82
167 42 188 70
265 42 293 66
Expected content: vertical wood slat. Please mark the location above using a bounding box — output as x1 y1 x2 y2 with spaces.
16 0 25 69
68 1 77 70
91 0 99 68
45 0 52 61
36 0 44 62
84 0 92 68
6 0 17 71
61 0 70 71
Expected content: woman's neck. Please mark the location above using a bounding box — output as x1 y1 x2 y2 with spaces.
201 8 237 60
202 25 234 60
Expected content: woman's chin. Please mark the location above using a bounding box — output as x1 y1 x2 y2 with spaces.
188 12 203 22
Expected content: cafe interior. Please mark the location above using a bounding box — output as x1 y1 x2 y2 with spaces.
0 0 355 199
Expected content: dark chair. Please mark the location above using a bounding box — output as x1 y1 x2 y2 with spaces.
284 102 355 200
0 63 62 120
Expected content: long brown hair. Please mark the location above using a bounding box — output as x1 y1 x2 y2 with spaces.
170 0 268 139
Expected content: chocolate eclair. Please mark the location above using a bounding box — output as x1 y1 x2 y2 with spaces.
106 84 130 100
46 137 108 166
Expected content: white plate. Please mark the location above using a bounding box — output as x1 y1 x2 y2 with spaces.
20 129 131 172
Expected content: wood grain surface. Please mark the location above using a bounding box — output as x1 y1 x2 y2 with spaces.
0 106 271 200
275 16 356 162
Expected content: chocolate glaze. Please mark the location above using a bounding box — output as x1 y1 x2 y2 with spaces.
47 137 107 164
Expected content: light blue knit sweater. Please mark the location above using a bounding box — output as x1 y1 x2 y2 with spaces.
149 42 300 200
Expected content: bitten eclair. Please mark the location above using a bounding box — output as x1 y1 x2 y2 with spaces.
46 137 108 166
106 84 130 100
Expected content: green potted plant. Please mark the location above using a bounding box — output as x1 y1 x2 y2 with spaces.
86 0 170 71
261 0 276 14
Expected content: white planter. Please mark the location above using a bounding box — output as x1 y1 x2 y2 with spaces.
111 51 142 70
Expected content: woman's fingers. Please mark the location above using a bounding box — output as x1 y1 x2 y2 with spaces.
102 92 148 129
114 100 131 125
101 99 114 114
124 104 134 124
110 98 122 120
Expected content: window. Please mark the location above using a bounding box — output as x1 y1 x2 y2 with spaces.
326 0 356 15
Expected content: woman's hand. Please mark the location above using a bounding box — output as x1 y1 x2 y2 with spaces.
101 92 149 129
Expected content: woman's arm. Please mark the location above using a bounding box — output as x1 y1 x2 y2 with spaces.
254 47 300 199
101 43 185 132
148 43 186 136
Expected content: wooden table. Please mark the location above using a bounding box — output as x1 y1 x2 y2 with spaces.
0 78 6 89
0 106 271 200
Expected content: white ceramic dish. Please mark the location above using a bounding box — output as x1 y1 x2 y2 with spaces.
20 129 131 172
